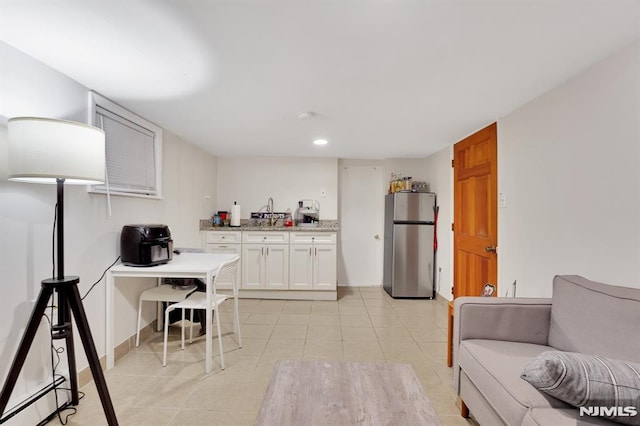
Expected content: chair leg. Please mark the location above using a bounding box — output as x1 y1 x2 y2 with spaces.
180 308 185 350
234 298 242 348
214 307 225 370
135 298 143 347
189 308 194 344
163 306 173 367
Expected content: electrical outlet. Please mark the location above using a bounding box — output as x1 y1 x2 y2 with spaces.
499 193 506 208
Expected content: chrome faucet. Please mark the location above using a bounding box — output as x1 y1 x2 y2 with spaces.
267 197 275 226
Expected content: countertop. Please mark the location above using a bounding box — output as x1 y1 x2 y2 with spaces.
200 219 339 232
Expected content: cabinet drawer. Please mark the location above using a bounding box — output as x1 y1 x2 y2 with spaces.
204 231 242 244
205 243 241 254
290 232 336 244
243 231 289 244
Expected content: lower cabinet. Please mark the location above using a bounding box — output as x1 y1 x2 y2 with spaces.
289 233 337 291
202 231 242 289
241 232 289 290
242 243 289 290
289 244 337 290
201 230 336 295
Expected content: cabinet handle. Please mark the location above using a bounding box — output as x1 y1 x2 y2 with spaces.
219 245 228 248
267 247 270 256
261 247 264 256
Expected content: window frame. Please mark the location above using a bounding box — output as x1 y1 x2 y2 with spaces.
87 91 163 199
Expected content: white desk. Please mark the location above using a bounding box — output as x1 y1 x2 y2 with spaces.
106 252 239 373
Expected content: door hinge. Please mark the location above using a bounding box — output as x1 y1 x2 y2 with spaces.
451 286 454 295
451 223 454 232
451 159 454 168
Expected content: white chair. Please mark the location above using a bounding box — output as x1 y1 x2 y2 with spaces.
162 256 242 369
134 248 203 347
135 282 198 347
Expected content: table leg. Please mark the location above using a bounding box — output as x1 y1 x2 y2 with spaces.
447 301 454 368
205 272 213 373
106 272 115 370
156 277 163 331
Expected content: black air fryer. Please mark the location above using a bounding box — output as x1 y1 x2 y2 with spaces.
120 225 173 267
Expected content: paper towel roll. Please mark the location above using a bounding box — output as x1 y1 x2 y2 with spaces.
230 203 241 227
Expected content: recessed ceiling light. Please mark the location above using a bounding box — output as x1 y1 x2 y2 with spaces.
313 139 328 146
297 111 316 120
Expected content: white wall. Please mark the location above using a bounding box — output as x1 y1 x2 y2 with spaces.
216 156 338 219
336 158 433 286
0 42 217 417
422 147 454 300
497 40 640 297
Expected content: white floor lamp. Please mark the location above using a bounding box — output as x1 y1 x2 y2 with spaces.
0 117 117 424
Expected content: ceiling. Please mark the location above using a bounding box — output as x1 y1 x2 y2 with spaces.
2 1 639 159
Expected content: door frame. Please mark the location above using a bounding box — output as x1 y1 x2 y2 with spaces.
452 123 498 298
337 164 385 286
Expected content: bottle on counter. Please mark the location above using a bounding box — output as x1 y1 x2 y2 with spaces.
284 212 293 227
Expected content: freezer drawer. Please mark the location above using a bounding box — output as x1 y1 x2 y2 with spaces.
389 192 435 223
388 224 435 298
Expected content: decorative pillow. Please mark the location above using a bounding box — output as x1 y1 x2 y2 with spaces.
521 351 640 425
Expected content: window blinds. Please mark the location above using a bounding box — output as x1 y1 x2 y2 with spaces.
95 106 157 195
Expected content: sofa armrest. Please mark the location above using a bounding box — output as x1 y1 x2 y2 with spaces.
452 297 552 393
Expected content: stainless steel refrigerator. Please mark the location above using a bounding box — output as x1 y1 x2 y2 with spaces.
383 192 436 298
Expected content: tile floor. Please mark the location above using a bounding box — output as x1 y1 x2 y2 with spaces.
48 287 475 425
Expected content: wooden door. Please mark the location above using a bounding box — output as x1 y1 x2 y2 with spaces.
453 123 498 298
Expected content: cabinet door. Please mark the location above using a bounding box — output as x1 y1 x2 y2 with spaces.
242 244 265 289
313 245 337 290
289 245 313 290
205 244 241 289
264 244 289 290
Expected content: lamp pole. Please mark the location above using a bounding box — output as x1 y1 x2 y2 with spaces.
0 118 118 425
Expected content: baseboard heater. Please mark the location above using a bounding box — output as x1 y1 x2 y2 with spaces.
1 376 69 425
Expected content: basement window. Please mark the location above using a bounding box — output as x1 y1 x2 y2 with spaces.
88 91 163 198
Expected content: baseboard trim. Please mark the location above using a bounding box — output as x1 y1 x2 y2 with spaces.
77 320 156 387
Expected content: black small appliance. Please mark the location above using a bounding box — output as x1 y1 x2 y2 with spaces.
120 224 173 267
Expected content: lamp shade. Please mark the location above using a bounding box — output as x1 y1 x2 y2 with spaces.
8 117 105 185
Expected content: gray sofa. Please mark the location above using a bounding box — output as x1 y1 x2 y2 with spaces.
453 275 640 425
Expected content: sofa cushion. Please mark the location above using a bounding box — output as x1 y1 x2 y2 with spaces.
548 275 640 362
522 408 617 426
459 339 572 425
521 351 640 425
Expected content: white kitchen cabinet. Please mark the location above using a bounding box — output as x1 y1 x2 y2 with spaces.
290 245 313 290
202 231 242 289
204 231 242 244
289 233 337 291
201 230 335 298
242 232 289 290
313 244 337 290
